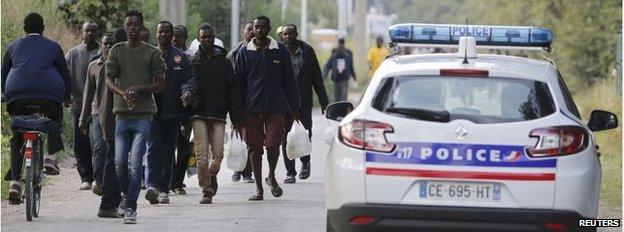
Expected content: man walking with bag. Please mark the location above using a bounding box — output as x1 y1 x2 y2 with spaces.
280 24 328 184
227 21 255 184
235 16 300 201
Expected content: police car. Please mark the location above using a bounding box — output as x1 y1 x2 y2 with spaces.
324 23 619 232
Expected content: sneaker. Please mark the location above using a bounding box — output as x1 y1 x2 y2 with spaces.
43 158 60 175
242 176 255 183
79 181 92 190
117 195 126 217
173 187 187 195
145 187 159 204
123 208 137 224
98 208 122 218
158 192 169 204
284 175 296 184
92 182 103 196
8 181 21 205
231 172 242 182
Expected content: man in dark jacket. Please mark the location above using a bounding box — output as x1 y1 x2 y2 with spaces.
2 12 71 204
226 21 255 184
190 23 242 204
78 33 124 217
280 24 329 184
79 33 114 197
171 24 194 195
144 20 196 205
235 15 300 201
96 30 127 219
323 38 356 102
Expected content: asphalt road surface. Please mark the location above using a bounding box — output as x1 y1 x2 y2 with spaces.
2 109 620 232
2 111 332 232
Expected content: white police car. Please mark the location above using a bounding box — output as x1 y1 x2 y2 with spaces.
324 23 618 232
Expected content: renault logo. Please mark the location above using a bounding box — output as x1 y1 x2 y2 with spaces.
455 125 468 141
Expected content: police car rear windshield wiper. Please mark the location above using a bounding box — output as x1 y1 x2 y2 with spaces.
385 107 450 122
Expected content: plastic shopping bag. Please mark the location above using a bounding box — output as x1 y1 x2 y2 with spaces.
286 120 312 160
324 118 335 145
226 131 248 172
349 78 358 90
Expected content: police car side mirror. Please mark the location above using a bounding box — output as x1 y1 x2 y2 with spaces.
588 110 618 132
326 101 354 121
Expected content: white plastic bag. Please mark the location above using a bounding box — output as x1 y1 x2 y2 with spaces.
349 78 358 90
324 119 335 145
324 127 335 145
286 121 312 160
226 131 248 172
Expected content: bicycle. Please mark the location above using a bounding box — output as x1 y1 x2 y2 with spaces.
11 105 60 221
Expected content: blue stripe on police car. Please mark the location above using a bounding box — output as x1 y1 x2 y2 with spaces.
366 142 556 168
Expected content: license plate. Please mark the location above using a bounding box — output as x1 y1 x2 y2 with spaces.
419 181 501 201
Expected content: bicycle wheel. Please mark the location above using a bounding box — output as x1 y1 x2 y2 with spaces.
33 138 43 217
24 159 34 221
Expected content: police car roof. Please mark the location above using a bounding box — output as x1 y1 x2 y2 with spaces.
379 53 557 82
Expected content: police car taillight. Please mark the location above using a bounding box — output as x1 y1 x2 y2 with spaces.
338 119 396 153
440 69 489 77
527 126 588 157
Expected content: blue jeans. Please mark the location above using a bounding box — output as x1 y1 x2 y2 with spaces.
145 117 180 193
115 118 151 211
90 114 107 184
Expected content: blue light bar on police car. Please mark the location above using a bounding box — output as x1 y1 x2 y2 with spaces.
389 23 553 48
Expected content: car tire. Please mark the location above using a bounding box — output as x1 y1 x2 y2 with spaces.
326 215 335 232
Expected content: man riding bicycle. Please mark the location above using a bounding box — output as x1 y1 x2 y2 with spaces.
1 12 71 204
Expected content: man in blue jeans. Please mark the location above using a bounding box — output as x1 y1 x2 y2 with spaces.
105 10 165 224
144 20 196 205
79 33 116 197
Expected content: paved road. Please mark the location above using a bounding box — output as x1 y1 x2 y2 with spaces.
2 111 332 232
2 108 620 232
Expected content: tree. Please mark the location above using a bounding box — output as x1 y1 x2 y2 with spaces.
58 0 132 33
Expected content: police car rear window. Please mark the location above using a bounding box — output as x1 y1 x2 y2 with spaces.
372 76 556 123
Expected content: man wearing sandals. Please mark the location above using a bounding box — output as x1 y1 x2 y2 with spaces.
234 15 300 201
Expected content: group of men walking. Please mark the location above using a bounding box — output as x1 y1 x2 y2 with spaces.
2 10 373 224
